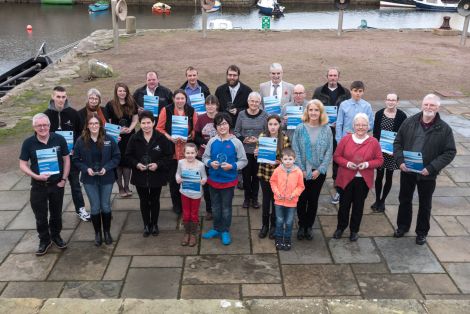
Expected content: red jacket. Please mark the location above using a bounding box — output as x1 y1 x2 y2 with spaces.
334 134 383 189
270 165 305 207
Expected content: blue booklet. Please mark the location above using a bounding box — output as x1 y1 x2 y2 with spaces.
257 137 278 165
379 130 396 155
189 93 206 115
181 169 201 193
403 151 424 173
285 105 303 130
36 148 60 175
55 131 73 153
325 106 337 125
171 116 188 139
104 123 121 142
143 95 159 117
263 96 281 115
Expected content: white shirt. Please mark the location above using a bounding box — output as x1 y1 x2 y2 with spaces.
352 134 370 177
229 83 240 102
270 81 283 99
146 86 156 96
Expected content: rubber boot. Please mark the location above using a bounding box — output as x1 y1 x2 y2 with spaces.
91 214 102 246
181 222 190 246
102 212 113 245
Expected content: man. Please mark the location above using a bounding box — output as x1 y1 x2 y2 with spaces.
393 94 456 245
215 65 253 124
281 84 308 141
179 66 211 106
313 67 351 205
259 63 294 108
19 113 70 256
133 71 173 115
44 86 90 222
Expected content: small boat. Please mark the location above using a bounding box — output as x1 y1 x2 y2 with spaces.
257 0 285 17
414 0 458 11
206 0 221 13
0 43 52 98
208 19 233 30
379 0 415 8
88 1 110 13
152 2 171 15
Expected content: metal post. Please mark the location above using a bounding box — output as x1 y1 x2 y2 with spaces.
461 16 470 47
337 9 344 37
202 8 207 38
111 0 119 53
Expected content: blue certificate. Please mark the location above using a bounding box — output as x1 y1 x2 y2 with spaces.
181 169 201 193
55 131 73 153
286 105 303 130
379 130 396 155
143 95 159 117
257 137 277 165
263 96 281 115
36 148 60 175
325 106 337 125
104 123 121 142
403 151 424 173
189 93 206 115
171 116 188 140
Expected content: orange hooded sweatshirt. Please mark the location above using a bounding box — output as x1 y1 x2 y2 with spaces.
269 165 305 208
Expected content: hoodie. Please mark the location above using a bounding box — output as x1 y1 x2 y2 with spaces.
44 99 82 143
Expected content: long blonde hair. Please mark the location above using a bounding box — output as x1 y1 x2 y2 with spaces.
301 99 328 126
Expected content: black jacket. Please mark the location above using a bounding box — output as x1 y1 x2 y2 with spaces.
313 83 351 108
215 81 253 122
44 100 82 143
373 108 407 140
77 106 109 132
133 84 173 114
393 112 456 179
125 129 173 187
179 80 211 100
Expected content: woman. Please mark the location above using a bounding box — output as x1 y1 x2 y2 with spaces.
292 99 333 241
202 112 248 245
333 113 383 241
78 88 109 131
256 115 290 239
73 114 120 246
126 111 173 237
156 89 198 215
372 93 407 212
106 83 138 197
234 91 268 209
194 95 219 221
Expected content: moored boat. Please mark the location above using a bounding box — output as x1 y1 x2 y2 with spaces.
152 2 171 15
257 0 285 17
414 0 458 11
380 0 415 8
88 1 110 13
208 19 233 30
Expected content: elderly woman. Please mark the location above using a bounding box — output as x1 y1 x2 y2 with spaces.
292 99 333 240
78 88 109 131
333 113 383 241
234 91 268 209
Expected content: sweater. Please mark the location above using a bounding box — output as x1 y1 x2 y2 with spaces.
269 165 305 207
233 109 268 154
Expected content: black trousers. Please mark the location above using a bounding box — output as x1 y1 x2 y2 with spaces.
168 159 182 212
30 183 64 243
260 180 275 227
68 163 85 213
242 153 259 201
203 166 212 213
297 174 326 229
136 186 162 227
375 168 394 203
397 172 436 236
337 177 369 233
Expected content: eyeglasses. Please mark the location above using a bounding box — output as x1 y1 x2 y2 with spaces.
88 97 99 101
34 124 50 129
294 92 305 95
354 124 368 128
217 121 229 127
386 99 397 102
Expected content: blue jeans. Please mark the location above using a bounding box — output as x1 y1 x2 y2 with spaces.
209 185 234 233
275 205 296 239
83 183 114 215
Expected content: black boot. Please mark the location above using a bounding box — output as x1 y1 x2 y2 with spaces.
102 212 113 245
91 214 102 246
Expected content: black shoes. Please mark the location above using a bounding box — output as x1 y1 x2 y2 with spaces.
297 227 305 240
370 202 378 210
268 226 276 239
242 199 250 209
416 235 427 245
394 228 406 238
258 225 269 238
143 225 151 238
372 201 386 212
275 238 292 251
251 200 260 209
36 241 51 256
304 227 314 240
275 238 283 250
349 232 359 242
152 224 159 236
52 236 67 249
333 229 343 239
94 232 103 246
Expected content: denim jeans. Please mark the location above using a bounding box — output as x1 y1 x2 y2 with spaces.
209 185 234 233
83 183 114 215
275 205 296 239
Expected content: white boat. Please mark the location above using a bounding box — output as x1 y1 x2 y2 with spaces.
208 19 233 30
414 0 458 11
257 0 285 16
379 0 415 8
206 0 221 13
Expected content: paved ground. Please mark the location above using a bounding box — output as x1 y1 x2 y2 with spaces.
0 98 470 301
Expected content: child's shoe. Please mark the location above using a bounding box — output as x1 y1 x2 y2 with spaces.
275 238 284 250
221 232 232 245
202 229 219 239
283 238 292 251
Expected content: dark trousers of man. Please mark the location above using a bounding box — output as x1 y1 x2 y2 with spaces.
69 162 85 213
297 174 326 229
397 172 436 236
203 166 212 214
30 183 64 243
136 186 162 227
169 159 182 213
337 177 369 233
260 180 275 227
242 153 259 201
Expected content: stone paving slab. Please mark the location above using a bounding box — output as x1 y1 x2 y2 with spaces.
412 274 460 295
384 205 445 237
130 255 183 268
433 216 468 236
40 298 122 314
351 263 390 274
250 230 276 254
122 211 178 232
181 284 240 299
356 274 423 299
328 238 381 264
70 212 127 242
457 216 470 233
0 191 29 211
1 282 64 298
425 300 470 314
0 171 23 191
121 268 181 299
444 263 470 293
445 167 470 183
103 256 131 281
278 229 332 264
0 211 18 230
0 253 58 281
241 284 284 297
0 230 24 263
327 299 426 314
200 217 251 255
0 298 44 314
59 281 122 299
11 229 73 254
428 237 470 262
114 232 198 256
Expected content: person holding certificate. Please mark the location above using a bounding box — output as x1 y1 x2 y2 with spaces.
156 89 198 215
333 113 383 242
73 114 121 246
125 111 173 237
292 99 333 241
371 93 407 212
78 88 109 131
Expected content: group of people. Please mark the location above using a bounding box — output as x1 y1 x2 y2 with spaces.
19 64 456 256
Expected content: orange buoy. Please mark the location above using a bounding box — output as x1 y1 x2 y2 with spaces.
26 25 33 31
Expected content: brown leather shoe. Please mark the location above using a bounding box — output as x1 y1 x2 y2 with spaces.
189 234 197 247
181 233 190 246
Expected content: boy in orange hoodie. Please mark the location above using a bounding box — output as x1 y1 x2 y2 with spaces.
270 148 305 250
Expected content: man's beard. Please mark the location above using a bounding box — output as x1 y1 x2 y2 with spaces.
227 78 239 87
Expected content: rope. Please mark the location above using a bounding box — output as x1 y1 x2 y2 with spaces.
43 40 82 57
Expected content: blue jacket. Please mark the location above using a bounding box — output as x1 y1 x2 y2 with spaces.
336 98 374 143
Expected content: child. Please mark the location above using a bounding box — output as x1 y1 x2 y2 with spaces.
269 148 305 251
176 143 207 247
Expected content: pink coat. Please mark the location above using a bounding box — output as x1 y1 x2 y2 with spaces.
270 165 305 208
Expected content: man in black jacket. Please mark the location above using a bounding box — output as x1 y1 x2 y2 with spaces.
179 66 211 107
393 94 456 245
44 86 90 222
133 71 173 115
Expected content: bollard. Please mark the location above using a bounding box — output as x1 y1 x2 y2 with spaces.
126 16 136 34
439 16 451 30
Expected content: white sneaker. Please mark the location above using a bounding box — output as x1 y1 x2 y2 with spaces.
77 207 91 221
331 192 340 205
